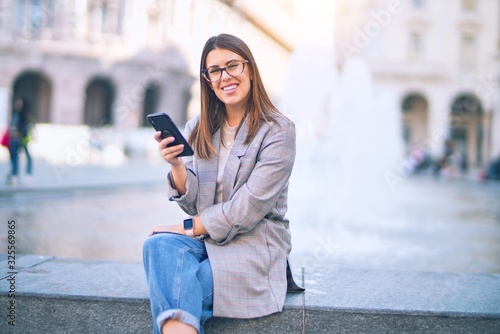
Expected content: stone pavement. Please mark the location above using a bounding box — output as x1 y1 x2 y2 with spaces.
0 156 167 194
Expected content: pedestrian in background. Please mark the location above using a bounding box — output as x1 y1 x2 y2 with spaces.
7 97 34 186
143 33 303 334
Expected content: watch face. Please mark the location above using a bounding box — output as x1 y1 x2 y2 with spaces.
184 218 194 230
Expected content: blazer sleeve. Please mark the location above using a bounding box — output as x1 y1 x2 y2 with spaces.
167 117 199 216
201 118 296 244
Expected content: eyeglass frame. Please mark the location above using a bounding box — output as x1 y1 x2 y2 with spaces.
201 59 249 83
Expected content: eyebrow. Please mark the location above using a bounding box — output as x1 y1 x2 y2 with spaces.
206 59 240 68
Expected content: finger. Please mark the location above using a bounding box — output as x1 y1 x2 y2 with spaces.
153 131 162 142
160 144 184 159
155 133 176 145
158 136 175 148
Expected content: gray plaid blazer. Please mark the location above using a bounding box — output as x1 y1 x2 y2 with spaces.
167 113 302 318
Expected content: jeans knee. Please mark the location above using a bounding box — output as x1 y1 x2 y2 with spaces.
143 234 163 256
143 233 182 256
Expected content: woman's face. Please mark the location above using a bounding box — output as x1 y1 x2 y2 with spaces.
205 48 251 113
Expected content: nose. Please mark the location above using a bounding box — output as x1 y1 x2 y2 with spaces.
220 69 231 80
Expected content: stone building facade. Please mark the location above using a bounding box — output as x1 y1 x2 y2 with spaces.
0 0 290 163
0 1 195 163
0 0 195 127
1 0 498 173
335 0 500 170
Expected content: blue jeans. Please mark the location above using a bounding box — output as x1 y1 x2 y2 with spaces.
143 233 214 334
9 138 32 176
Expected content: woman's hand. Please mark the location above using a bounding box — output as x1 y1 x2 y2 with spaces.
148 224 185 237
154 131 185 167
154 131 188 195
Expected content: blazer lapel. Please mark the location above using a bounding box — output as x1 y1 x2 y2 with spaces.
222 121 251 202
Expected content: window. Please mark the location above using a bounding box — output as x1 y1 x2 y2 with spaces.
15 0 56 33
101 2 107 33
462 0 477 11
16 0 25 29
461 35 476 67
116 0 125 34
147 11 159 48
30 0 43 30
87 0 124 35
409 32 423 60
412 0 425 9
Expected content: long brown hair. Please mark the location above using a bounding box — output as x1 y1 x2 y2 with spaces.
190 33 283 159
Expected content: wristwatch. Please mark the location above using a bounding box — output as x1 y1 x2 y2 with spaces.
183 218 195 237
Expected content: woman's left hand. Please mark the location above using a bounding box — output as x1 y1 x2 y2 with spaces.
148 224 184 237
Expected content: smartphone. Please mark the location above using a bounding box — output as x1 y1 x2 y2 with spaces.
147 112 194 157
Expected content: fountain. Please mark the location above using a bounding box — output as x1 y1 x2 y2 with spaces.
281 2 404 267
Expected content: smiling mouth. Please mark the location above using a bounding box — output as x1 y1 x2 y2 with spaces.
222 84 237 92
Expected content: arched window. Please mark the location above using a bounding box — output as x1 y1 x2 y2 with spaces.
142 82 160 127
450 93 483 167
12 71 52 123
84 77 115 126
401 93 429 147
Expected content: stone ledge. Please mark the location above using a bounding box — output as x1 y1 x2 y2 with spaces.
1 255 499 334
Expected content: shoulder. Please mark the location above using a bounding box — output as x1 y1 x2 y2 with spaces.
276 113 294 129
185 114 201 133
264 112 295 137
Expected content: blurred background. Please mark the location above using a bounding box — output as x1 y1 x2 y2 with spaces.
0 0 498 171
0 0 499 273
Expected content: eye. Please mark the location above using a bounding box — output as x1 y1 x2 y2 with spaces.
209 67 221 74
227 62 239 70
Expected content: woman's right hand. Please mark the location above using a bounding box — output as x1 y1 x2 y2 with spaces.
155 131 185 167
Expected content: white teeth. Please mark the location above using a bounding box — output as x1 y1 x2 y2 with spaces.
223 85 237 91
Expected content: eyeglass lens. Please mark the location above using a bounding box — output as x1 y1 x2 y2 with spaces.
206 61 245 82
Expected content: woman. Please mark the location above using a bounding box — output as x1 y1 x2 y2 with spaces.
7 97 33 186
143 33 303 334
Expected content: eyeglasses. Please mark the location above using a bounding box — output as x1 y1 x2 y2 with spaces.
201 60 249 82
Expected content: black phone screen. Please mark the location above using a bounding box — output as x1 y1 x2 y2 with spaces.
147 112 194 157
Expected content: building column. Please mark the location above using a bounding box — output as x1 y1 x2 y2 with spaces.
426 89 451 158
490 83 500 159
482 108 492 165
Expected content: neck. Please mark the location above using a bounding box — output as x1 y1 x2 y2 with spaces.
225 107 244 127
